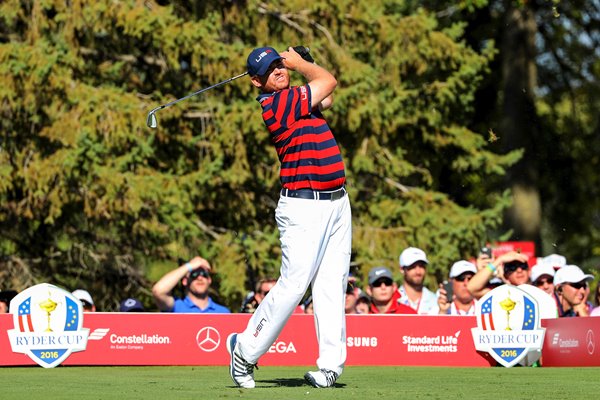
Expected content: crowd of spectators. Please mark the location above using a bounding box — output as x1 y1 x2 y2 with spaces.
1 247 599 317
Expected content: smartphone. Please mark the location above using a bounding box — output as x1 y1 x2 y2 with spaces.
442 280 453 303
480 246 492 258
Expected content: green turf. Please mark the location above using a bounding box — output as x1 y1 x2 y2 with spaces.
2 366 598 399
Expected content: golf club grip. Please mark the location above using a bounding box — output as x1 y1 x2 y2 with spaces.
292 46 314 63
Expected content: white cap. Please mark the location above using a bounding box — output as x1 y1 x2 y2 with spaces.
554 265 593 286
542 254 567 269
72 289 94 306
449 260 477 279
399 247 428 268
530 263 555 283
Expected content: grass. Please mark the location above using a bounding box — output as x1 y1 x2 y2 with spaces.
2 365 599 399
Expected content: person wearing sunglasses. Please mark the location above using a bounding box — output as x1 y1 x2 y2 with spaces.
152 256 230 313
467 250 530 300
530 262 555 296
553 264 594 317
240 277 277 313
366 266 416 314
432 260 477 315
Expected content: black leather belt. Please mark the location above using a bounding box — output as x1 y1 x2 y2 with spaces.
280 187 347 201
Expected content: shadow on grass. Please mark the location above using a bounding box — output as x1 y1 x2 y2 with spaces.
257 378 346 388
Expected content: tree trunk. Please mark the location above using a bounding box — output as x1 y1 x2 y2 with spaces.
500 2 542 249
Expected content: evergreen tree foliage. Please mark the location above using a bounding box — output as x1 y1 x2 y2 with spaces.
0 0 518 310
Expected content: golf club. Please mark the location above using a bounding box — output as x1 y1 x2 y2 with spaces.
146 71 248 128
145 46 311 128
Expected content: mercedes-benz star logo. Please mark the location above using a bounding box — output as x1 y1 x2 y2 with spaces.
196 326 221 352
586 329 595 355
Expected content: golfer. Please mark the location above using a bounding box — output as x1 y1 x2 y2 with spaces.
227 46 351 389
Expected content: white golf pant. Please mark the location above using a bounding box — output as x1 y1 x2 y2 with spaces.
237 193 352 376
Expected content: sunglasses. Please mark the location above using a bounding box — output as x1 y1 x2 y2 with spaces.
567 281 588 290
503 261 529 274
535 278 553 286
454 273 474 282
372 278 393 288
189 268 210 280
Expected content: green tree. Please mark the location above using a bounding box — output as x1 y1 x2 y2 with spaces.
0 0 517 310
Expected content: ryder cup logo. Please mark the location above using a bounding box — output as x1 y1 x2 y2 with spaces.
471 285 545 367
7 283 90 368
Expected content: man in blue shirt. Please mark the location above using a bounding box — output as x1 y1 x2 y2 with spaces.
152 256 230 313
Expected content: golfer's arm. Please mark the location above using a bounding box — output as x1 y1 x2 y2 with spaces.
319 94 334 111
294 61 337 109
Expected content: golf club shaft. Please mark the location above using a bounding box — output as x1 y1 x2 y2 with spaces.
150 71 248 115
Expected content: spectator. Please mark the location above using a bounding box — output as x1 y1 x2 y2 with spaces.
553 265 594 317
530 262 555 296
542 253 567 270
584 284 594 314
345 282 359 314
72 289 96 312
303 296 314 314
355 293 371 314
467 251 530 300
0 290 17 313
240 277 277 313
367 266 417 314
430 260 477 315
151 256 230 313
119 297 145 312
590 284 600 317
397 247 437 314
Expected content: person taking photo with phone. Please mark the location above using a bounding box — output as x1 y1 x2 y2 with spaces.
430 260 477 315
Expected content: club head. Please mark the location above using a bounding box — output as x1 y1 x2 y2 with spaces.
146 111 157 128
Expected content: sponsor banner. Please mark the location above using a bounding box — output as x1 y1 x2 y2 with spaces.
0 313 493 367
491 241 536 266
541 317 600 366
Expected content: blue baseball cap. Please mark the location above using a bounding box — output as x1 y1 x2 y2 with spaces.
247 47 282 77
119 297 144 312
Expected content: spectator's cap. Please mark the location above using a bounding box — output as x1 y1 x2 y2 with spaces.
449 260 477 279
530 263 556 284
357 292 371 303
489 277 503 286
554 265 593 286
542 254 567 270
72 289 94 306
368 266 393 285
119 298 144 312
399 247 428 268
247 47 282 76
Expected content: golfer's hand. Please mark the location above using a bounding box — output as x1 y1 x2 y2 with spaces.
281 47 306 71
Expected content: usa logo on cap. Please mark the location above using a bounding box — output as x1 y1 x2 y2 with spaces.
471 285 545 367
7 283 90 368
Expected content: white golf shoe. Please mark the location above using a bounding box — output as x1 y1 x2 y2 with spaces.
304 369 338 388
226 333 256 389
